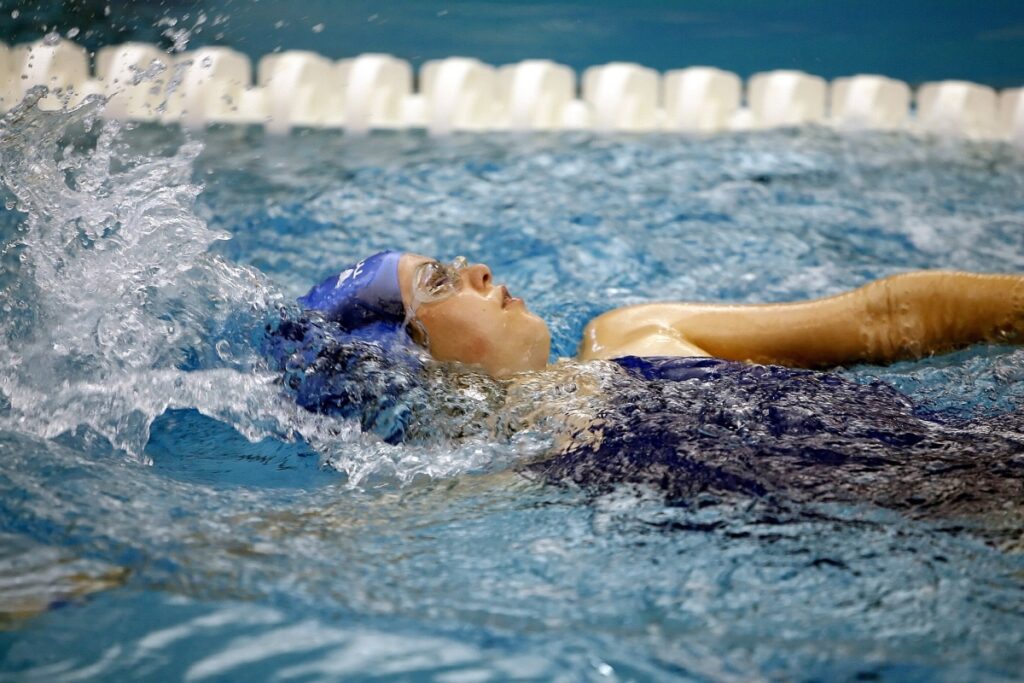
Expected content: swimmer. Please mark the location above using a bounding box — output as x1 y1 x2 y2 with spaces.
283 251 1024 532
297 250 1024 378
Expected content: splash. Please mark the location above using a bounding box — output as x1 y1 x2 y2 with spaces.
0 91 296 459
0 92 550 484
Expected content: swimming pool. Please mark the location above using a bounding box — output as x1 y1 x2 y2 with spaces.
1 93 1024 682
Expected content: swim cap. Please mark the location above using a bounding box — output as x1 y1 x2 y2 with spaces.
298 251 407 333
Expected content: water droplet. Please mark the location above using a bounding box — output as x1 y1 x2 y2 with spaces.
42 31 61 46
215 340 233 360
274 20 285 29
104 4 111 16
66 27 80 39
201 55 213 68
11 9 19 18
312 23 324 33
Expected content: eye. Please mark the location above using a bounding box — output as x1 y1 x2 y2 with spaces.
424 263 452 290
416 261 458 299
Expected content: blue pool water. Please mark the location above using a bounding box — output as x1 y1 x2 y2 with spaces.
1 96 1024 680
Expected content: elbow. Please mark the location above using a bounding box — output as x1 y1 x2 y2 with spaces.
858 277 928 362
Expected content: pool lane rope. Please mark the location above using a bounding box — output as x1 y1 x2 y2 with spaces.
2 38 1022 144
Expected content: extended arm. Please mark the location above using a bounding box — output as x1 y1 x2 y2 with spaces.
579 271 1024 368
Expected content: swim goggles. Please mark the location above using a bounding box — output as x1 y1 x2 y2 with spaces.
412 256 468 304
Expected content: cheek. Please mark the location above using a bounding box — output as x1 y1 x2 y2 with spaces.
458 332 492 361
419 305 496 362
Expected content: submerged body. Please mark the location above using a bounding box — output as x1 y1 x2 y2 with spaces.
534 355 1024 535
284 252 1024 529
270 312 1024 537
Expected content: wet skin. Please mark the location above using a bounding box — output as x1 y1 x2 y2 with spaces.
397 253 551 378
580 271 1024 367
397 255 1024 377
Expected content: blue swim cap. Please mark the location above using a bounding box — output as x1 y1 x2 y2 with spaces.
298 251 407 333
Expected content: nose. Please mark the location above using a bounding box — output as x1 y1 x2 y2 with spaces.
465 263 493 291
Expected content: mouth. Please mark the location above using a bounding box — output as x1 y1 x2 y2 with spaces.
500 285 519 308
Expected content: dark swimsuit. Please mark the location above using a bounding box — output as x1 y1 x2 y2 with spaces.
530 356 1024 520
270 318 1024 519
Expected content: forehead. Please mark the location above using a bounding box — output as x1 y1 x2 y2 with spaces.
403 253 434 269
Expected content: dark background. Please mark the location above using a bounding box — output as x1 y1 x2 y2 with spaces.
1 0 1023 88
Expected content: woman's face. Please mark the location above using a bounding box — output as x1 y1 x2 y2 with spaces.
398 253 551 377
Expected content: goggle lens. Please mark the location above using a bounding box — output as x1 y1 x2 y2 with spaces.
413 256 468 303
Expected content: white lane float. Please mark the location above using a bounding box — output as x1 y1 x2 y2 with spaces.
95 42 173 121
334 54 412 133
419 57 500 134
497 59 575 131
999 88 1024 147
830 74 910 130
258 50 334 132
662 66 741 133
747 69 827 129
916 80 999 140
999 88 1024 146
0 42 15 112
10 37 90 111
162 46 253 128
0 37 1020 142
582 62 660 132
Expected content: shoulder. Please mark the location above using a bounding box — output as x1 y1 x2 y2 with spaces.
579 304 710 361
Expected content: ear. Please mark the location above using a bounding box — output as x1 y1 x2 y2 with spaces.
407 319 430 348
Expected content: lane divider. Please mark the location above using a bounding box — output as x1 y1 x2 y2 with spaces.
1 37 1021 143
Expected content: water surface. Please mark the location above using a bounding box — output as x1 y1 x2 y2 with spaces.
1 101 1023 680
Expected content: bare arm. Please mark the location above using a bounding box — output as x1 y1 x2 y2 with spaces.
579 272 1024 368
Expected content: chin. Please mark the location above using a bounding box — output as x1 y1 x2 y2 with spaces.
490 337 549 377
524 329 552 371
